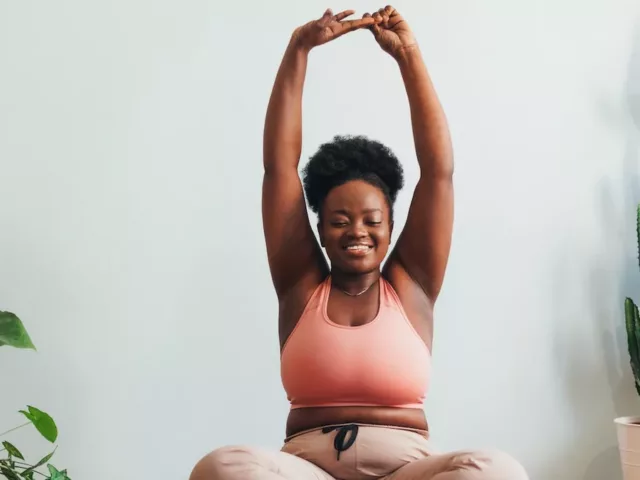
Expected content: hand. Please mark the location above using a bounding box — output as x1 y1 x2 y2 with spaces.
293 9 375 51
364 6 418 60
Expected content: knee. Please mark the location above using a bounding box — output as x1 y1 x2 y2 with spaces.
190 445 260 480
448 449 528 479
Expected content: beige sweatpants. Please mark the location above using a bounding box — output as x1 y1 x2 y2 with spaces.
190 424 529 480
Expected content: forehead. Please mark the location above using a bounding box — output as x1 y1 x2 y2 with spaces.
323 180 388 213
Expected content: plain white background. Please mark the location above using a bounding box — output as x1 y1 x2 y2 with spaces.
2 0 640 478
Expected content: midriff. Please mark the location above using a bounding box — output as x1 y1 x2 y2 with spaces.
286 405 428 438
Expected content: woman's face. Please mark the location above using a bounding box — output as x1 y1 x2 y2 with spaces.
319 179 393 275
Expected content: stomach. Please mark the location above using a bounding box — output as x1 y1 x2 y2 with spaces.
286 405 428 438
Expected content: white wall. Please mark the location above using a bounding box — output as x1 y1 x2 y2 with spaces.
2 0 640 478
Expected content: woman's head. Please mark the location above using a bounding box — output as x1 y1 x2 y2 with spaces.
302 135 404 275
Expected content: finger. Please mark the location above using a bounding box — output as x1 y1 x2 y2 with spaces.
378 8 390 26
387 15 405 29
334 9 355 21
363 13 378 34
386 6 402 23
330 19 372 40
337 16 376 34
368 12 382 34
318 8 333 27
386 10 405 30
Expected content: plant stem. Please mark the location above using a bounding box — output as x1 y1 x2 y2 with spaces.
0 422 30 437
2 460 48 477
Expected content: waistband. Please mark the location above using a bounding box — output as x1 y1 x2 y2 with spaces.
284 422 429 443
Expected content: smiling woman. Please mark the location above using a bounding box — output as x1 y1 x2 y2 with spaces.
190 5 528 480
303 134 404 287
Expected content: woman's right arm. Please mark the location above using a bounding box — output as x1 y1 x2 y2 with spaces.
262 10 374 298
262 36 327 298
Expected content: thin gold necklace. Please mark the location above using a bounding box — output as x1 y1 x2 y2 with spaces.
335 279 377 297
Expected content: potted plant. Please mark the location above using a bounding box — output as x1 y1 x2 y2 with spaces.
616 204 640 480
0 311 71 479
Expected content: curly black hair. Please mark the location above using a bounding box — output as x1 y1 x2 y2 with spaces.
302 135 404 219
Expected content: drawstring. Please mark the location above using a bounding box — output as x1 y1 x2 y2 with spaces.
322 424 359 460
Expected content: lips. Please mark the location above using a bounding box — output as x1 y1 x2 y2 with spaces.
343 244 373 256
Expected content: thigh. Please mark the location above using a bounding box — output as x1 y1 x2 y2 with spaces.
384 449 528 480
190 445 336 480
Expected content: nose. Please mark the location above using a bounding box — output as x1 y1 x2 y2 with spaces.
347 223 368 239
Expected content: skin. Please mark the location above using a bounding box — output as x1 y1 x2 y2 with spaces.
262 6 454 438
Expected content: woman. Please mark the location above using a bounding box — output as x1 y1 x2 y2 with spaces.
191 6 528 480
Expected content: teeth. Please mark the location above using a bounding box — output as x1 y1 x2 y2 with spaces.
346 245 371 251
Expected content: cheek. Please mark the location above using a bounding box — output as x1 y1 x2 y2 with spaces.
378 225 392 242
371 231 391 252
321 228 342 248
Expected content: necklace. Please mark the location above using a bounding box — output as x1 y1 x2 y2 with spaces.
335 279 377 297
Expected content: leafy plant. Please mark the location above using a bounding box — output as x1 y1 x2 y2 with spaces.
626 204 640 397
0 311 71 480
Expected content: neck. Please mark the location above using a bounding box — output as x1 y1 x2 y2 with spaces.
330 269 381 296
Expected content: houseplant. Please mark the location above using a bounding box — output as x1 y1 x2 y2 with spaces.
616 204 640 480
0 311 71 479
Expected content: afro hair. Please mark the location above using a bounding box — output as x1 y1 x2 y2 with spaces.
302 135 404 218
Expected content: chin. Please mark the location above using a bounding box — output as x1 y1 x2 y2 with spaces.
335 259 382 275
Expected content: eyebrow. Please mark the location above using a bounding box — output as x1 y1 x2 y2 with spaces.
330 208 383 215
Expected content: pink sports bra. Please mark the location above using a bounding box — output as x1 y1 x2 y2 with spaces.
280 276 431 409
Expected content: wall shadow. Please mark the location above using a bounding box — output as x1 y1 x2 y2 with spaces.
546 21 640 480
583 20 640 480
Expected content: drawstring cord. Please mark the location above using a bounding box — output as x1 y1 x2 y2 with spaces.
322 424 359 460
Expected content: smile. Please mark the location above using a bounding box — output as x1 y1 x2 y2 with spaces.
343 244 373 255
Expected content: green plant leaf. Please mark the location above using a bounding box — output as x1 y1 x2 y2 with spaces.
636 203 640 271
0 312 35 350
1 442 23 460
21 448 55 475
20 471 34 480
0 466 22 480
625 298 640 395
46 465 70 480
47 464 60 478
19 406 57 443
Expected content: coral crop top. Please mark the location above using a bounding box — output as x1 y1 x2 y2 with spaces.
280 276 431 409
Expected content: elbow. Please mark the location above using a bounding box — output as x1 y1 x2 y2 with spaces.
262 142 302 176
421 162 454 181
436 164 454 179
417 148 454 179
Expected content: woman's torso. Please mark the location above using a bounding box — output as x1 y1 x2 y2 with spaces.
279 269 433 437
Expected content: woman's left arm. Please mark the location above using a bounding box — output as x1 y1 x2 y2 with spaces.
370 7 454 302
394 47 454 302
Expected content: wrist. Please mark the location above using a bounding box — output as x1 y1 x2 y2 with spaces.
289 30 313 55
394 44 421 64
